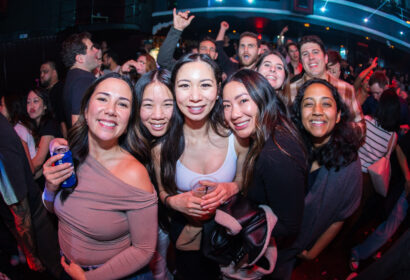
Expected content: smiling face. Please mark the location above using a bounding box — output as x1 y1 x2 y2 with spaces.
257 54 286 90
140 82 174 137
85 78 132 145
300 42 328 79
27 91 46 125
238 36 260 67
175 61 218 123
223 81 258 139
301 83 340 147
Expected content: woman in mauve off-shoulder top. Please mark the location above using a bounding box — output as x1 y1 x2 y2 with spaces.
42 73 158 280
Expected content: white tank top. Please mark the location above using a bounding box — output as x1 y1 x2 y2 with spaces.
175 133 237 192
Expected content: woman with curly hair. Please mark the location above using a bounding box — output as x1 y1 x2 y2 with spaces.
289 79 362 270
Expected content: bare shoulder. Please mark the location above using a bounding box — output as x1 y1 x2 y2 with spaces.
117 154 154 193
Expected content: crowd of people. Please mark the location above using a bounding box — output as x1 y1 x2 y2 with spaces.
0 8 409 280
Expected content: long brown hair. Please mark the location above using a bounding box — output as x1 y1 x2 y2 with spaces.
255 50 292 107
61 73 144 202
223 69 306 191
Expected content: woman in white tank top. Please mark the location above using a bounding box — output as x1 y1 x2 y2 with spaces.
153 54 248 280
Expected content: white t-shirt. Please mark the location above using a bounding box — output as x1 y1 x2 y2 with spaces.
14 123 37 159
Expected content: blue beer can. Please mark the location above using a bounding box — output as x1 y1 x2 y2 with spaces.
52 146 77 188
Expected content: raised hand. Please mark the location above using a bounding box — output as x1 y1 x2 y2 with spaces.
173 8 195 31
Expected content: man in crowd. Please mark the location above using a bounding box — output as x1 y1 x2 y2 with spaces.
216 21 261 77
40 61 67 137
61 32 98 128
362 70 389 116
102 49 121 74
157 8 218 71
0 113 61 278
290 35 365 140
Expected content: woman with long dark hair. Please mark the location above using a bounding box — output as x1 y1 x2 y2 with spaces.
134 69 176 280
42 73 157 280
26 88 61 177
222 69 307 279
153 53 248 280
289 79 362 276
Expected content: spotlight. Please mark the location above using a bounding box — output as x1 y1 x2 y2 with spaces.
399 31 404 35
326 27 330 30
320 7 326 12
304 23 310 27
247 0 254 3
215 0 223 2
364 18 368 23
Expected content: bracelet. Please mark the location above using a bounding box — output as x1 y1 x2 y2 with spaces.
164 194 173 209
42 186 56 202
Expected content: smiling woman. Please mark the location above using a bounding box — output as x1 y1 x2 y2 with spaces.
41 73 157 280
286 78 362 276
153 54 248 280
222 69 307 279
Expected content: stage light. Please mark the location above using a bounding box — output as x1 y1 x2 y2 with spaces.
208 29 212 33
215 0 223 2
304 23 310 27
363 18 368 23
407 21 410 24
365 37 370 40
247 0 254 3
233 30 236 34
326 27 330 30
320 7 326 12
399 31 404 35
258 34 262 40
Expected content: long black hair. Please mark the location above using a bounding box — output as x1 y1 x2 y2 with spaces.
61 73 143 201
160 53 225 195
223 69 306 191
292 78 360 170
26 88 54 146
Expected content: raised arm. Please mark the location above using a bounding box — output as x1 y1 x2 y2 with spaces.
157 8 195 70
277 25 288 47
354 57 378 92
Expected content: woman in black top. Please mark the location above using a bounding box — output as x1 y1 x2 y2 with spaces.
222 69 307 279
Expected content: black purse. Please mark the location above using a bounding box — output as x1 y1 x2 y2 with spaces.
201 194 278 279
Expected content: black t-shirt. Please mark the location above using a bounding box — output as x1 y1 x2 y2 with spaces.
47 80 65 124
247 129 307 245
39 119 62 138
63 68 95 129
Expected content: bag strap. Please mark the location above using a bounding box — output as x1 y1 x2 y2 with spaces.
385 132 397 159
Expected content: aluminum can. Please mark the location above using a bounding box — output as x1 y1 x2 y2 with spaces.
52 146 76 188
